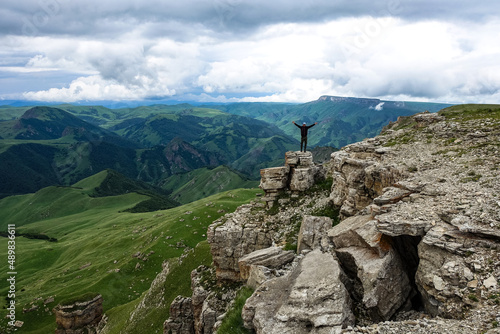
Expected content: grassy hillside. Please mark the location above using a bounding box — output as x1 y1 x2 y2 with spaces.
0 169 177 230
0 98 453 200
256 96 453 148
0 142 62 197
0 104 296 198
162 165 259 204
439 104 500 119
202 97 453 149
0 106 110 141
0 105 31 121
0 175 262 333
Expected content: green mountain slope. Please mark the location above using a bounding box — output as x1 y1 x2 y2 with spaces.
0 139 140 198
0 173 262 333
0 106 139 150
0 106 107 141
0 105 32 121
206 96 453 149
0 107 235 198
56 103 209 129
255 96 453 148
0 170 178 230
162 165 259 204
0 142 61 197
86 169 179 212
0 97 453 199
115 108 298 178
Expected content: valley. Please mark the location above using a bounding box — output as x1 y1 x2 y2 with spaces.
0 96 458 332
0 170 261 333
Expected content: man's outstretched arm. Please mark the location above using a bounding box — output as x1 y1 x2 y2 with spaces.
307 122 318 129
292 121 301 128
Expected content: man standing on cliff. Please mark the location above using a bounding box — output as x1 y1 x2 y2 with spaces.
292 121 318 152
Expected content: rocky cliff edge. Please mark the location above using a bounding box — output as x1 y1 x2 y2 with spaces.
166 106 500 334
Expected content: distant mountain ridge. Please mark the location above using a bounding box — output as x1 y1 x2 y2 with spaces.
254 96 452 148
10 106 111 140
317 95 382 104
0 97 454 199
0 105 295 198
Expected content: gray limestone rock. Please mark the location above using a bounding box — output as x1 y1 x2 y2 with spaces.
163 296 194 334
202 110 500 334
207 205 273 281
328 215 412 320
290 167 316 192
246 265 274 290
242 249 354 333
285 151 314 167
238 246 294 281
329 147 406 219
297 215 333 253
259 165 290 191
54 295 103 334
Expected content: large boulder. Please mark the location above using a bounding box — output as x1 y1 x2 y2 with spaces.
163 296 194 334
242 249 354 333
297 215 333 253
328 215 412 320
285 151 314 167
54 295 103 334
259 166 290 191
290 165 326 192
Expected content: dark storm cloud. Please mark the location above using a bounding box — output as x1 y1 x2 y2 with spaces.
3 0 500 38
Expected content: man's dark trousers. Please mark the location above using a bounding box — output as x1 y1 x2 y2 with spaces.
301 136 307 152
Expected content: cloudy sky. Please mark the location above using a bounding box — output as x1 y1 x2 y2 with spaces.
1 0 500 104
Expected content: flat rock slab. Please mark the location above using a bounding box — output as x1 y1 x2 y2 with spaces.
238 246 295 280
286 151 314 167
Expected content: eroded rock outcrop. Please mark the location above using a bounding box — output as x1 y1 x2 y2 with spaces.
328 215 413 321
242 249 354 333
297 215 333 253
165 265 240 334
54 295 103 334
329 142 407 218
163 296 194 334
207 204 274 282
260 151 326 208
173 107 500 334
329 109 500 331
238 246 295 281
208 151 327 282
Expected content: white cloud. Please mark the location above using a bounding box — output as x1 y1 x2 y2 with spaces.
370 102 385 111
1 3 500 104
23 75 176 102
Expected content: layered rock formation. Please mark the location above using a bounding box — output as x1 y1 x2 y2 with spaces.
53 294 103 334
163 296 194 334
330 110 500 324
260 151 326 208
167 107 500 334
207 151 327 282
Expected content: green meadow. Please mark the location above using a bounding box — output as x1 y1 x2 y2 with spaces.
163 165 259 204
0 171 261 333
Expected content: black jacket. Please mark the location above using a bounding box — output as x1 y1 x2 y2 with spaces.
295 123 316 137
